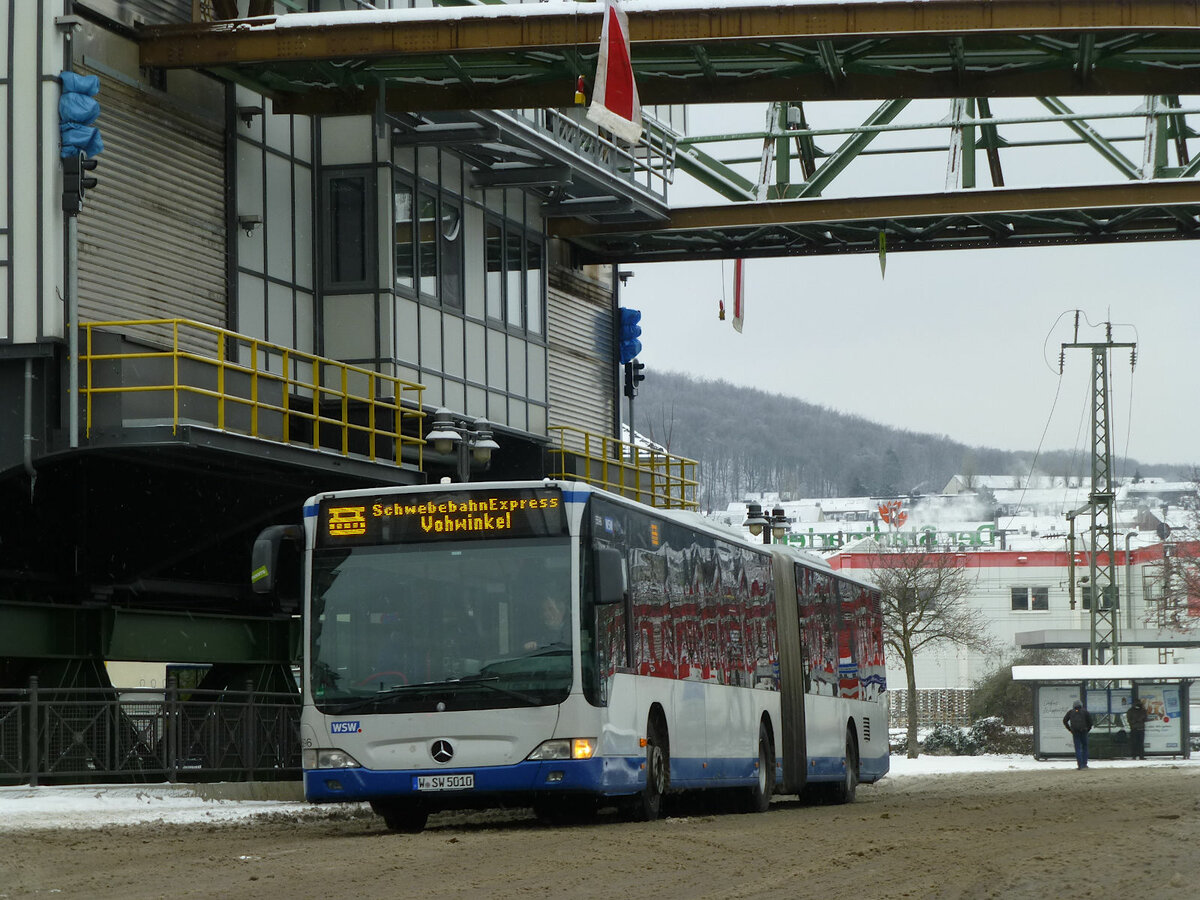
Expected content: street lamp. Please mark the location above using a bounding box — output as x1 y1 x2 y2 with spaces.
743 501 788 545
425 407 500 482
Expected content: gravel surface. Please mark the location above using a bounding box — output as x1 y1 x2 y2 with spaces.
3 762 1198 899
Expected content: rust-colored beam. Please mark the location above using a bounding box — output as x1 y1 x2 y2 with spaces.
141 0 1200 68
267 67 1200 116
548 180 1200 239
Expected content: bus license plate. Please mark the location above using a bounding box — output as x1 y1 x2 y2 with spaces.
416 773 474 791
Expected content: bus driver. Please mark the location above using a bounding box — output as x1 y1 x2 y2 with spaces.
524 594 569 651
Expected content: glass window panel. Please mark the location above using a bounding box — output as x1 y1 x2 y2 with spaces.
294 164 314 291
440 198 463 309
506 229 523 327
1031 587 1049 611
485 221 503 321
1010 587 1028 611
328 175 367 285
463 204 484 320
418 192 438 299
419 304 442 372
465 321 486 382
394 181 414 291
525 237 543 335
487 328 506 387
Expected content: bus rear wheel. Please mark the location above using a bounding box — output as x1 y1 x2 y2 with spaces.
627 717 668 822
743 722 775 813
370 799 429 834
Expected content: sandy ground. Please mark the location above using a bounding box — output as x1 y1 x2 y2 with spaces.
2 764 1197 900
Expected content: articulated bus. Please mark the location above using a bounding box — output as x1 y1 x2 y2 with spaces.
256 480 888 832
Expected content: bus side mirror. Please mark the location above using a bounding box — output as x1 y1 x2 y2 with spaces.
251 524 303 596
594 548 628 605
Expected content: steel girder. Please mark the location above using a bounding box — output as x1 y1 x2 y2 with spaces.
137 2 1200 262
549 180 1200 263
139 1 1200 112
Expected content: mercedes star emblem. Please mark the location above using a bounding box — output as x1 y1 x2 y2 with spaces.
431 740 454 763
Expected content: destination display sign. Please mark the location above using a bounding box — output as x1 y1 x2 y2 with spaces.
316 487 567 547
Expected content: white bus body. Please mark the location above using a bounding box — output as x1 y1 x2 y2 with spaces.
294 481 888 831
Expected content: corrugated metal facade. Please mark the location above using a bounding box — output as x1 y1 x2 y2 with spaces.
547 266 615 447
76 66 227 353
78 0 192 28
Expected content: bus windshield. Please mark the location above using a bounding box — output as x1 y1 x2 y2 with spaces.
310 537 573 713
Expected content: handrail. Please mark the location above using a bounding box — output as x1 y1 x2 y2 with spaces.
547 425 699 510
80 319 425 470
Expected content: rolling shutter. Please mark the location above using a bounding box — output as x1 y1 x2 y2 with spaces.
547 266 616 446
76 64 227 353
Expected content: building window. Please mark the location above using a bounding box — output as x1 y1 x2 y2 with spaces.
394 181 415 291
485 221 503 320
1080 585 1117 610
417 190 438 300
1011 587 1049 611
525 236 543 336
439 198 463 310
323 169 375 291
505 229 523 327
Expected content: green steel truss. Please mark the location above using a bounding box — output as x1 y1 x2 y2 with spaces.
139 2 1200 261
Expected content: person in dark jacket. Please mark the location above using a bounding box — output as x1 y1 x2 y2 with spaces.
1062 700 1095 769
1126 698 1149 760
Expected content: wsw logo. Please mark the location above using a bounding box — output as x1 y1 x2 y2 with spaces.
330 721 362 734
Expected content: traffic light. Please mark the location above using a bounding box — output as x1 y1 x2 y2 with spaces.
623 360 645 398
618 307 642 365
62 151 98 216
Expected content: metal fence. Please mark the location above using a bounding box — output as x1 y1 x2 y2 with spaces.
889 689 976 729
0 679 301 786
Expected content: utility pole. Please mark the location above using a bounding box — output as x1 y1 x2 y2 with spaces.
1061 314 1136 667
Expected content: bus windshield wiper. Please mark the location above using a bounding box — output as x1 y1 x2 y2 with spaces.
453 674 541 706
329 683 430 714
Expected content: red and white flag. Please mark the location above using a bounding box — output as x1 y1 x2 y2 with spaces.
732 258 745 333
586 0 642 144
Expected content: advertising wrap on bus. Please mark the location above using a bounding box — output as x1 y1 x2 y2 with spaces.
280 480 888 833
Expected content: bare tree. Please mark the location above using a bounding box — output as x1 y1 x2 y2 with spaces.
1140 469 1200 636
869 547 995 758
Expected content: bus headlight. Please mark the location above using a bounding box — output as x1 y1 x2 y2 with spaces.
526 738 596 761
304 748 362 769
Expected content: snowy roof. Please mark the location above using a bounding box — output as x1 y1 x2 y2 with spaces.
1012 664 1200 681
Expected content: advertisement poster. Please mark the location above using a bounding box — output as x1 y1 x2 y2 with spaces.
1036 685 1080 756
1138 685 1183 755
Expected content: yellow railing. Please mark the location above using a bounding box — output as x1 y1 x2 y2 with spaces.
81 319 425 469
547 425 699 510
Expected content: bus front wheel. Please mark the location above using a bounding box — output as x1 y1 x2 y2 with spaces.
370 799 428 834
628 717 668 822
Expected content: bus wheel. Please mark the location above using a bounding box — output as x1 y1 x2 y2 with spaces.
628 718 668 822
370 800 428 834
829 731 858 805
534 795 597 826
744 722 775 813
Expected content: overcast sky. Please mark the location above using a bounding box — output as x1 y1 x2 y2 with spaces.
617 99 1199 469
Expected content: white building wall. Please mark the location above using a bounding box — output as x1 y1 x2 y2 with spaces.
839 551 1197 697
5 1 65 344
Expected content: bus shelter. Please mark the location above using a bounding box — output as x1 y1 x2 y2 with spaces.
1011 664 1200 760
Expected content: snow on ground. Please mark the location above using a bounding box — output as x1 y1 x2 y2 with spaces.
3 755 1198 832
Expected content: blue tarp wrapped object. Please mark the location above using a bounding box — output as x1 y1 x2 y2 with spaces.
59 71 104 158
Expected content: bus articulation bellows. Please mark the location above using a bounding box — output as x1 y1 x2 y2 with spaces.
253 480 888 833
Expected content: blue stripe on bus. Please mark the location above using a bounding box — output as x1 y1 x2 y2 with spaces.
303 503 319 519
806 754 890 784
561 490 591 504
304 755 772 803
305 756 644 803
